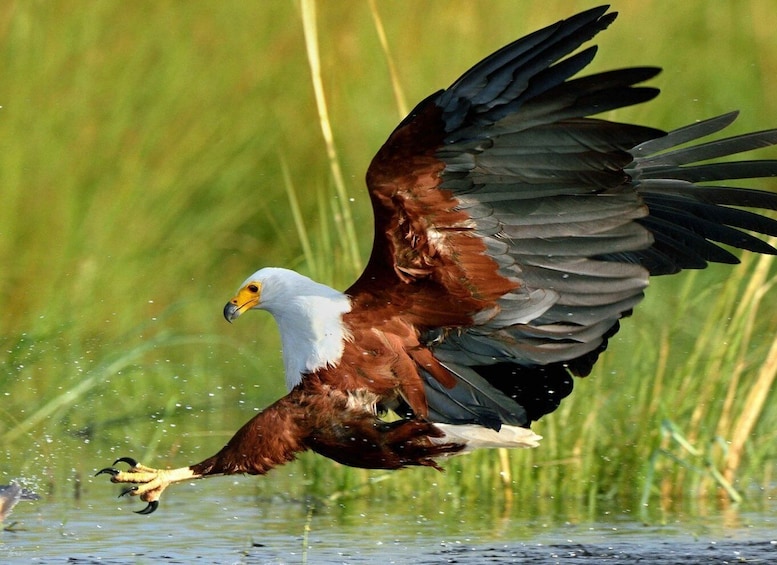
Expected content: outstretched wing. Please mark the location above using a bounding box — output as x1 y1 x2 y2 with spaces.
350 7 657 352
347 6 777 425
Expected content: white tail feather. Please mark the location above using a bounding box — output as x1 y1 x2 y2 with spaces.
431 423 542 452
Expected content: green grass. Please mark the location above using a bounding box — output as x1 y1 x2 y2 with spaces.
1 0 776 517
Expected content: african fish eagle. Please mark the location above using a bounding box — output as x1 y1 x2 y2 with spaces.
99 5 777 514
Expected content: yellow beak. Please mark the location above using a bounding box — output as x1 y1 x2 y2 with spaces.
223 285 261 323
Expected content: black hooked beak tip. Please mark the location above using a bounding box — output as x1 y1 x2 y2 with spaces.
223 302 240 323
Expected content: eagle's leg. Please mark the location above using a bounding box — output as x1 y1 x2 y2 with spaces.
97 391 311 514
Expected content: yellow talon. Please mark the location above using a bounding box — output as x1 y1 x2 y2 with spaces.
97 457 199 514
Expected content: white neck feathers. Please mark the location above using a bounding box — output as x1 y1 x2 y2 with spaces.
244 268 352 390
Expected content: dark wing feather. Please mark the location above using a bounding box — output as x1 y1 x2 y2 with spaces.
348 7 777 428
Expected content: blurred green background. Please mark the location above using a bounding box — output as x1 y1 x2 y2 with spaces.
1 0 776 514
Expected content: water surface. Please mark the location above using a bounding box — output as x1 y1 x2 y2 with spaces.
3 475 776 564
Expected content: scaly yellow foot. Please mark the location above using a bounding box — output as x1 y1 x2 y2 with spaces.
96 457 197 515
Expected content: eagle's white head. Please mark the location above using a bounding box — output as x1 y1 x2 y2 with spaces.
224 267 352 389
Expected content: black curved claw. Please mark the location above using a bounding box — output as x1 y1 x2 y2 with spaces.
119 486 138 498
135 501 159 515
113 457 139 467
96 467 119 477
